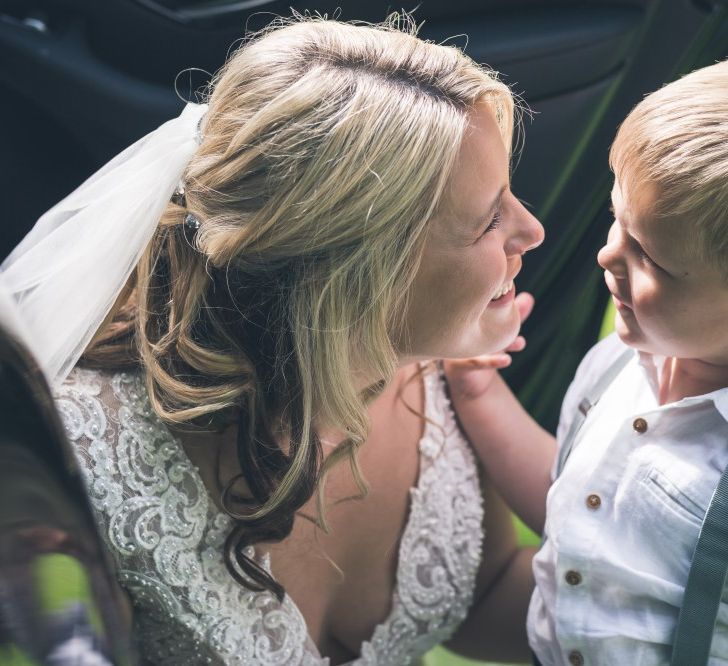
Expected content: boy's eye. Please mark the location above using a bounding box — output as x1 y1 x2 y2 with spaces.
635 243 664 271
637 245 653 263
609 204 666 273
478 210 502 239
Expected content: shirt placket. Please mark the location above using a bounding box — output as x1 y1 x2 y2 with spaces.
553 411 655 666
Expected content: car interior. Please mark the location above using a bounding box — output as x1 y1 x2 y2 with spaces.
0 1 726 664
2 0 726 430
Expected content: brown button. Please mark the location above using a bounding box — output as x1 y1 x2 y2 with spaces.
565 570 582 586
633 417 648 433
568 651 584 666
586 494 602 509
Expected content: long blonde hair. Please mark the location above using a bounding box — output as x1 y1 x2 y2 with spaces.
91 14 515 598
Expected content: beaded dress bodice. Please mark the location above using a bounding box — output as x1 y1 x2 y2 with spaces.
55 366 484 665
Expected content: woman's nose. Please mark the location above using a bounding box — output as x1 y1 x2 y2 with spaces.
507 198 544 255
597 222 626 277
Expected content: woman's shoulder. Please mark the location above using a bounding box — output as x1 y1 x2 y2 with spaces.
53 369 286 664
55 365 135 414
54 366 145 454
54 365 217 581
53 366 175 516
53 368 127 509
54 366 123 450
55 365 158 433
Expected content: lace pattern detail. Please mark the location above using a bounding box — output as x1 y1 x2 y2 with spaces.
354 368 484 666
55 367 483 665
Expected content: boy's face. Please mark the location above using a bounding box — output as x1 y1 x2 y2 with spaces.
598 177 728 363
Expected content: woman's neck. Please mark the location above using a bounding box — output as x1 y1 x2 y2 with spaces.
659 356 728 405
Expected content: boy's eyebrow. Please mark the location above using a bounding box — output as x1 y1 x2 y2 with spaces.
610 198 669 267
609 193 660 255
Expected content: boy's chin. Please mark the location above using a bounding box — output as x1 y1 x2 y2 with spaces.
614 314 643 349
615 317 662 356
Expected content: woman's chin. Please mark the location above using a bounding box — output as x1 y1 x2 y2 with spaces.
493 304 521 342
471 309 521 356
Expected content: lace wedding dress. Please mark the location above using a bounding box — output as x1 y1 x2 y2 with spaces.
55 365 484 665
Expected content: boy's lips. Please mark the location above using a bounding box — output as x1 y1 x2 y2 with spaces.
611 291 632 310
604 271 632 310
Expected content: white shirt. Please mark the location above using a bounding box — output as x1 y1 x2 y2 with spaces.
528 333 728 666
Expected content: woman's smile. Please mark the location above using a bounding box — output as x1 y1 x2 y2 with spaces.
489 280 515 306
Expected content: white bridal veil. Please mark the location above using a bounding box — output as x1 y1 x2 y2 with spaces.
0 102 208 386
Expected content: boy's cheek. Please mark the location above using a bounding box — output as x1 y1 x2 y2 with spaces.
631 280 664 313
630 298 664 331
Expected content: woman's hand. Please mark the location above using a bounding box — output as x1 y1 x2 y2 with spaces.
443 291 534 400
441 291 554 534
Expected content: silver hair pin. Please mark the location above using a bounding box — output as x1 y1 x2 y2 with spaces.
195 113 206 146
184 213 201 231
171 181 186 207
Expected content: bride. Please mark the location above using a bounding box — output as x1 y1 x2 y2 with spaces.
2 15 544 665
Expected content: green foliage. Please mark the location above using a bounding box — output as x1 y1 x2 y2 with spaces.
599 300 616 340
0 646 39 666
33 553 104 637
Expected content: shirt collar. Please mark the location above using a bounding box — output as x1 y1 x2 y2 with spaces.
636 350 728 423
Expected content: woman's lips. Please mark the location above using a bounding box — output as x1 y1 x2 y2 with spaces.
489 282 515 307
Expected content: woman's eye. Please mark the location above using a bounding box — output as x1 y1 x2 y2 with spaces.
478 210 502 239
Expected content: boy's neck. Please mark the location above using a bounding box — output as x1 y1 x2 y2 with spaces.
659 356 728 405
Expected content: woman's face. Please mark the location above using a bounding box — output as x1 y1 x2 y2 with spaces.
397 104 544 362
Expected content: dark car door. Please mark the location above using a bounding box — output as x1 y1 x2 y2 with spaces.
1 0 726 431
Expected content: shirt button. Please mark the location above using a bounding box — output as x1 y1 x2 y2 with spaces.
565 570 582 586
568 651 584 666
586 494 601 509
633 417 648 433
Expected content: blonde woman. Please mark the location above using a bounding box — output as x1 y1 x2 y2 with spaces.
2 15 544 665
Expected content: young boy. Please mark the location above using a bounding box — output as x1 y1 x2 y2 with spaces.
446 59 728 665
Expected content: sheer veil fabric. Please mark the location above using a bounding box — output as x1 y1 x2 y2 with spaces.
0 102 208 385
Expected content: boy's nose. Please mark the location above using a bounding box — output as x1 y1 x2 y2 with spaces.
597 223 627 277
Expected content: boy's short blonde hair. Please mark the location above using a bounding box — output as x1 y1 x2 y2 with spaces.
609 59 728 274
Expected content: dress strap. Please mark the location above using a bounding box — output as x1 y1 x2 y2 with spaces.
554 348 633 479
